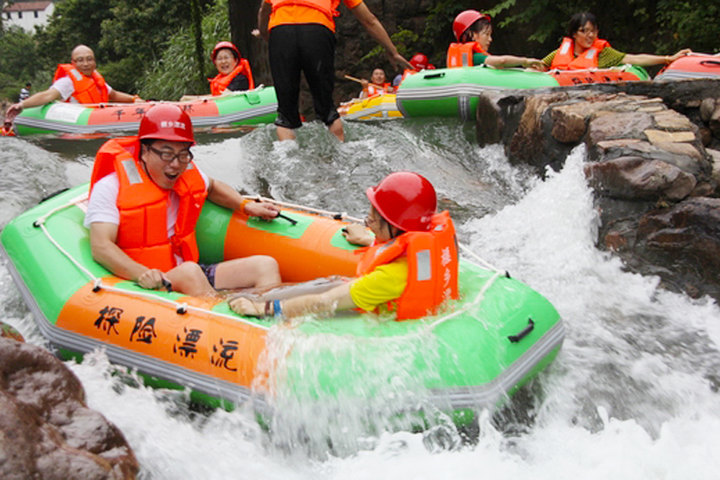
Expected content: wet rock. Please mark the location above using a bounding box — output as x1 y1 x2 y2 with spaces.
475 92 503 147
475 78 720 302
637 198 720 287
585 157 696 201
587 111 654 144
709 149 720 186
700 97 717 122
0 337 139 479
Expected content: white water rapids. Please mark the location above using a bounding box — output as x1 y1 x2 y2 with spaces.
1 120 719 479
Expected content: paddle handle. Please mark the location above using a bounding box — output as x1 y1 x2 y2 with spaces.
343 74 384 89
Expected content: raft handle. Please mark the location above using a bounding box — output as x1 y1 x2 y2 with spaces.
423 72 446 80
40 187 70 204
699 60 720 68
275 212 298 226
508 318 535 343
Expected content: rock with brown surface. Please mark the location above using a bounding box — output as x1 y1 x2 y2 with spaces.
0 337 139 479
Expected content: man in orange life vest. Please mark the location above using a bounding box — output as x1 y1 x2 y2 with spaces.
257 0 412 142
4 45 142 124
229 172 459 321
446 10 543 70
85 104 282 297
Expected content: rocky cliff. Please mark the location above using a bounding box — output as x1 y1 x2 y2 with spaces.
475 78 720 301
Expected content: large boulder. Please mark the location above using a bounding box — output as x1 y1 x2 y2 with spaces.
0 337 139 479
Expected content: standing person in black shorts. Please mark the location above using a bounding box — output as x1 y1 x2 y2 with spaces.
257 0 412 142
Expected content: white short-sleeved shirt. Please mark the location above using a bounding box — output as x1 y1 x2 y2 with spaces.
51 76 114 103
84 167 210 238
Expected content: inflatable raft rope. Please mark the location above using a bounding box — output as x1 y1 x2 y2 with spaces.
2 186 564 417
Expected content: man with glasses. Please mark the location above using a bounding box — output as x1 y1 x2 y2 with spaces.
85 104 282 296
5 44 142 124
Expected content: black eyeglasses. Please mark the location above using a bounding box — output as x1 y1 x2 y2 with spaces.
148 145 193 164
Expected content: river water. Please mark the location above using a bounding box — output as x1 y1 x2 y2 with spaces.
1 120 719 479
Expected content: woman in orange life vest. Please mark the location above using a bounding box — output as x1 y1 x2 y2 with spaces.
229 172 459 321
542 12 691 70
85 104 281 297
359 68 394 98
209 41 255 95
392 53 436 88
447 10 544 70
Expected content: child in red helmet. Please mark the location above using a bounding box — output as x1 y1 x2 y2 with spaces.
230 172 459 321
447 10 544 70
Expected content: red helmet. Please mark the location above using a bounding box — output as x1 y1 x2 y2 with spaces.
138 104 194 144
211 41 240 62
366 172 437 232
452 10 491 41
410 53 429 70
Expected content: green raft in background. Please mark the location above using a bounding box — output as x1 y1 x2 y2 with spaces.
13 86 278 137
396 64 650 120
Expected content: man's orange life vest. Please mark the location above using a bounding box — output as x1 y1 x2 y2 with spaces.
270 0 339 19
209 60 255 96
446 42 488 68
53 64 109 104
550 37 610 70
356 211 459 320
363 82 393 97
89 137 208 272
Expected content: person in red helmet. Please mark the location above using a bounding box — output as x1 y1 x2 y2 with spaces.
392 53 436 88
229 172 459 321
446 10 544 70
85 104 281 297
209 41 255 95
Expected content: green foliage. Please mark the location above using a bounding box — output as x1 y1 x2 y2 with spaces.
0 26 46 101
138 0 230 100
359 28 419 64
34 0 112 66
656 0 720 54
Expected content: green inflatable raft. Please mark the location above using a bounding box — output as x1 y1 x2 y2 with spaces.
13 86 278 137
0 184 564 424
397 65 650 120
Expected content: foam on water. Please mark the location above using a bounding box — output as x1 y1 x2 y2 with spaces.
2 129 719 478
